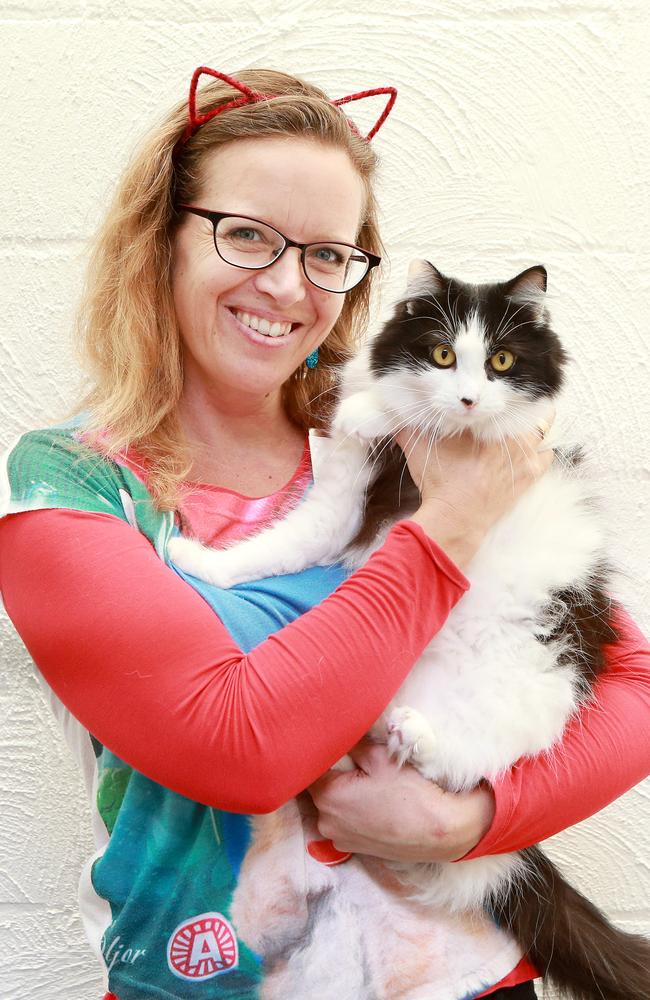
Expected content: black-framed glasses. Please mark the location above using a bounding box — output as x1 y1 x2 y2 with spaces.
179 206 381 293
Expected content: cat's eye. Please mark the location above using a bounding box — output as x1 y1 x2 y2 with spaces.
432 344 456 368
489 350 516 373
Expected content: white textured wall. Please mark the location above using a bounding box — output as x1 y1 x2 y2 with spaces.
1 2 648 998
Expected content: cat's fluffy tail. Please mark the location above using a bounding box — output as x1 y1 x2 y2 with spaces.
494 845 650 1000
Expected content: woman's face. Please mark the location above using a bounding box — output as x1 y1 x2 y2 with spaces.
172 136 366 413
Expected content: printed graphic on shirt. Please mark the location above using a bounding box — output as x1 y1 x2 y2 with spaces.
167 913 239 981
103 934 148 977
92 750 264 998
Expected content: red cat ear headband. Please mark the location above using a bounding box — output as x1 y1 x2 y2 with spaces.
178 66 398 147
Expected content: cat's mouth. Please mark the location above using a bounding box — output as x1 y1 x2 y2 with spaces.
457 404 485 421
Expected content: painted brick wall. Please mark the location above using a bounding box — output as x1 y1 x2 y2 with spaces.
1 2 648 998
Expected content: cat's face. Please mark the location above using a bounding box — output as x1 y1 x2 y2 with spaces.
370 261 567 441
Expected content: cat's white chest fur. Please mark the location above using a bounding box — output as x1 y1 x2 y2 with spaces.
377 463 604 792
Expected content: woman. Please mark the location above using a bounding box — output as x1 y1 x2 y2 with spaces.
0 67 648 1000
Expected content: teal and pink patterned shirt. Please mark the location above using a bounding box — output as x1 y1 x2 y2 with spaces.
1 420 649 998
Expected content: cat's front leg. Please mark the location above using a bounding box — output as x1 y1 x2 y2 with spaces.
334 390 396 442
167 534 247 588
168 434 371 587
167 515 331 588
386 706 438 772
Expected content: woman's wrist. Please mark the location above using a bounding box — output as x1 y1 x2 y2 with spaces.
409 499 485 570
428 780 497 862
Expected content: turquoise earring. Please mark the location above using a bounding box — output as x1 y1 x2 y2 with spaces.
305 348 319 369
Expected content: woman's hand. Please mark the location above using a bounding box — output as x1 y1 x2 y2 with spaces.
398 406 555 566
308 739 495 863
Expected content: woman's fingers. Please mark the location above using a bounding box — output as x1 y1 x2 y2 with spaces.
308 741 496 862
395 415 555 539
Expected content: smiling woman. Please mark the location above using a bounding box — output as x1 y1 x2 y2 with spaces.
69 71 384 508
0 65 649 1000
171 139 365 450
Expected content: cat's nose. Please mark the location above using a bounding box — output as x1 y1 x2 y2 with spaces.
460 397 477 408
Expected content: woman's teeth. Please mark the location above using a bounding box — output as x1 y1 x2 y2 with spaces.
234 310 292 338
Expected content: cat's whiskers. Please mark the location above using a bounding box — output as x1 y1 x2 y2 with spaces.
488 415 517 494
493 319 536 346
358 439 394 488
396 431 421 506
351 402 442 493
493 301 536 343
496 416 542 479
360 398 446 491
395 406 446 500
374 359 439 385
417 413 447 502
450 294 462 332
446 284 455 333
396 420 433 506
408 327 451 347
492 299 529 342
401 313 447 324
326 394 422 456
404 295 458 341
305 385 341 407
396 398 447 433
353 416 412 489
370 398 444 449
491 406 535 443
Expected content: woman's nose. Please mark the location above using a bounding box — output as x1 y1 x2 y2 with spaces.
253 247 308 305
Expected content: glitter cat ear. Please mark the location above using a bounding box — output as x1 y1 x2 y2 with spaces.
179 66 274 146
178 68 398 148
332 87 398 141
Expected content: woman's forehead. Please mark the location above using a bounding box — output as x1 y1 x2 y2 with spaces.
196 136 365 242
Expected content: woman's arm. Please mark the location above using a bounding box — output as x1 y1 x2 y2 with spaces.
308 607 650 861
0 508 467 814
0 424 552 815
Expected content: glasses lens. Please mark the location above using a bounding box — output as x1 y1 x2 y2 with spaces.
304 244 370 292
215 216 284 269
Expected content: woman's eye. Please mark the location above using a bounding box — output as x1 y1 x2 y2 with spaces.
489 350 516 372
231 227 262 242
310 246 345 266
431 344 456 368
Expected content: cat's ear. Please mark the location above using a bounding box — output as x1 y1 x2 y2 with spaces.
504 265 548 319
405 259 446 315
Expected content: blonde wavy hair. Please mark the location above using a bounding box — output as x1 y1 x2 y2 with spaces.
74 69 384 510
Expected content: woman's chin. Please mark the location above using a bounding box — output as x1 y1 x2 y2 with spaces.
201 367 292 409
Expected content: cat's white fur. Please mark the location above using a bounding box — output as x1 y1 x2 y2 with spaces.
168 301 604 915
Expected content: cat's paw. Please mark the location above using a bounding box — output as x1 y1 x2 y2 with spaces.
333 392 393 442
167 536 240 588
387 706 437 769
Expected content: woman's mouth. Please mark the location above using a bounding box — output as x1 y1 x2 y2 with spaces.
232 309 294 339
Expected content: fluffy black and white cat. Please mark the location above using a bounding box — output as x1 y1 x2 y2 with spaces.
169 262 650 1000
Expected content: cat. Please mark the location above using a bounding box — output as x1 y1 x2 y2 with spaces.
168 261 650 1000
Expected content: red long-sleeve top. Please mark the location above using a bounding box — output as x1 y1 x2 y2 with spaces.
0 506 648 851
